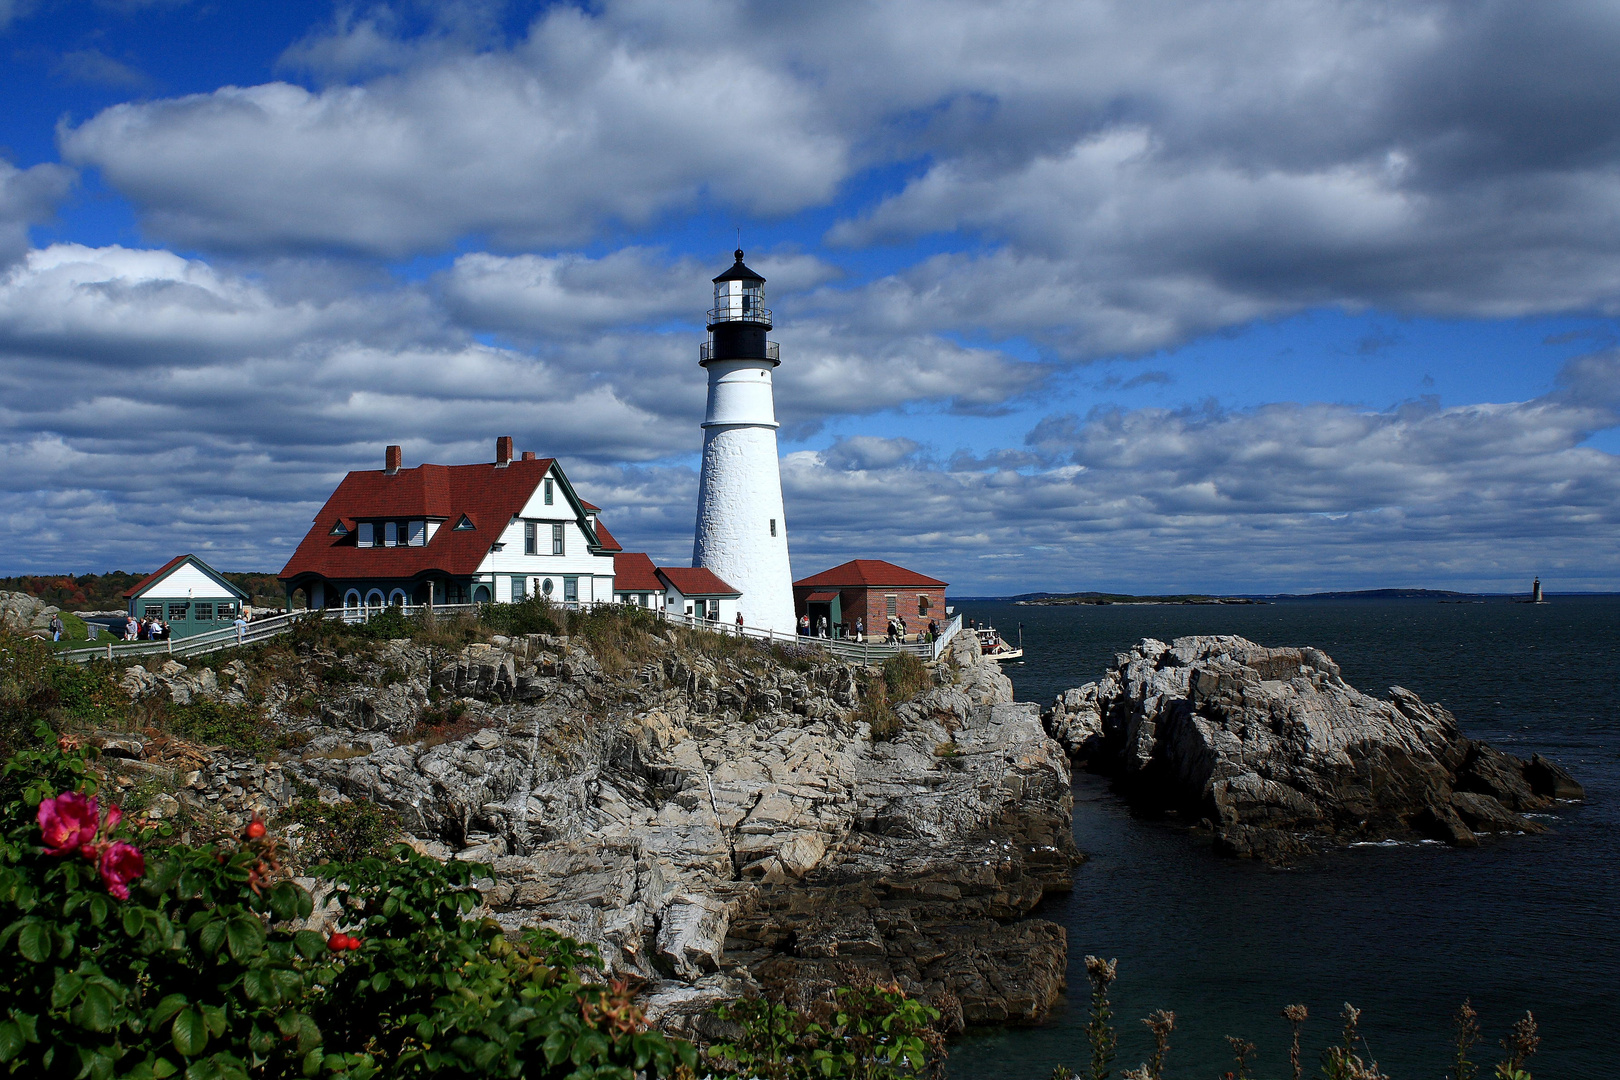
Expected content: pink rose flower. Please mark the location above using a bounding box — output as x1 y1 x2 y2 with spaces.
105 805 123 831
38 792 99 857
98 842 145 900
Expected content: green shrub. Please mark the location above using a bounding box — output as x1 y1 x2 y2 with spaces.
707 984 944 1079
156 699 272 760
285 798 401 865
0 730 697 1079
881 653 929 703
1 631 125 739
484 596 562 638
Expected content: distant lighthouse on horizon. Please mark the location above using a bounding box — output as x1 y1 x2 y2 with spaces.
691 250 796 634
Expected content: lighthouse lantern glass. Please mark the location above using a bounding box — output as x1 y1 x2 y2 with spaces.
714 278 765 321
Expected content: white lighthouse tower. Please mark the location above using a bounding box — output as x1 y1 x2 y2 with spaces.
692 250 796 634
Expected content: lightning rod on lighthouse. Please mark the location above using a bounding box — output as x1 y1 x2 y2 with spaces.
692 250 796 634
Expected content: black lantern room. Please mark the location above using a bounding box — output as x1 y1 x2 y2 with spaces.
703 249 779 366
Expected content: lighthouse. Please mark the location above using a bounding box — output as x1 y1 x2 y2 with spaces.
692 250 796 634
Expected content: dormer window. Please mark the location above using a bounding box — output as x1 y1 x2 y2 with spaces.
453 514 475 531
384 521 399 547
358 522 374 547
329 520 349 537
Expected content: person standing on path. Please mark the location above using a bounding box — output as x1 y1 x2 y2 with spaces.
49 613 63 642
234 611 248 643
735 611 745 635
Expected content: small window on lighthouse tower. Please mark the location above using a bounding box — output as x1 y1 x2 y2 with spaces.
770 519 777 537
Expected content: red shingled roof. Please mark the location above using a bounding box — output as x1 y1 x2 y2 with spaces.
592 518 623 552
793 559 946 589
657 566 740 597
613 553 662 592
280 457 616 582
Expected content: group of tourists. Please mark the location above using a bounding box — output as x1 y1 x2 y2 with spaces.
799 614 859 640
794 613 942 645
111 609 251 642
884 617 941 644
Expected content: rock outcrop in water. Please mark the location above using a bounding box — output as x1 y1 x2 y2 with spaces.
98 622 1080 1031
1044 635 1583 860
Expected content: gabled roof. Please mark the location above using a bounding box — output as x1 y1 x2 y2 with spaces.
124 554 249 600
657 566 741 598
793 559 947 589
613 553 662 592
280 456 614 582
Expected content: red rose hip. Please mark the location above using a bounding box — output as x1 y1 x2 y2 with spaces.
246 818 266 839
328 933 351 952
346 937 361 950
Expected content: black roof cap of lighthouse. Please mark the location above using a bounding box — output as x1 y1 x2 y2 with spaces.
712 249 764 284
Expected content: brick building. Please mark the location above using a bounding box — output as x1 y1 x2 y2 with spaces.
792 559 947 637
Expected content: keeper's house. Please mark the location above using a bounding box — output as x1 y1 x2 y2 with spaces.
793 559 947 632
279 438 621 612
124 554 248 638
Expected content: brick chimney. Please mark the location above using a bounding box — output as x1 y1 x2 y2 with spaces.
495 436 513 467
385 445 402 475
520 451 535 461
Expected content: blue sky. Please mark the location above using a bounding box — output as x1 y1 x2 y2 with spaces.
1 0 1618 594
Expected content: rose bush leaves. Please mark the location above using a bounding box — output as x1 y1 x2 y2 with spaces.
0 728 696 1078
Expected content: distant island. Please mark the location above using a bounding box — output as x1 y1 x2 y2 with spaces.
997 592 1267 606
956 588 1504 605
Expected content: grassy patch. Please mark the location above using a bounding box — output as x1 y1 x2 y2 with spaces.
0 630 128 754
283 795 401 864
882 652 930 702
410 699 481 748
147 698 275 760
563 604 662 677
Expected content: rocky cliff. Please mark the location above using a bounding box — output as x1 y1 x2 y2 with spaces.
1 590 61 637
1045 635 1583 861
97 620 1081 1031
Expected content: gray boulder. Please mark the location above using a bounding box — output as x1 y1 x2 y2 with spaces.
1045 635 1581 860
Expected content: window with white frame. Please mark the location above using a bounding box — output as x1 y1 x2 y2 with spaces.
886 594 898 617
384 521 398 547
552 523 565 555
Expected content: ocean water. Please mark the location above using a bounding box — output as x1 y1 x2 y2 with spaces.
944 597 1619 1079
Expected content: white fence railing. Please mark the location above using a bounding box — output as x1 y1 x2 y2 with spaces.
654 609 963 663
61 601 964 667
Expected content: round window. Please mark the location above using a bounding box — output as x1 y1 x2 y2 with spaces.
541 578 554 596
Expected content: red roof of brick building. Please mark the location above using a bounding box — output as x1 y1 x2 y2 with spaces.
793 559 947 589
